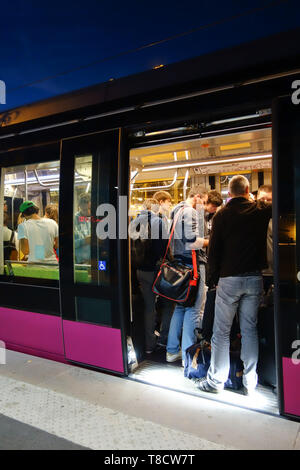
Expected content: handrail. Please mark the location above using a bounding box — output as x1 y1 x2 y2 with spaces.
183 170 189 200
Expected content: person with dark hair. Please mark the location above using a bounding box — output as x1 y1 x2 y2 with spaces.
153 190 172 219
17 201 58 263
129 198 168 353
45 203 59 224
74 193 91 264
204 190 223 239
205 190 223 214
44 203 59 259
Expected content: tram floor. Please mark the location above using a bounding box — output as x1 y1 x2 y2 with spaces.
129 347 279 417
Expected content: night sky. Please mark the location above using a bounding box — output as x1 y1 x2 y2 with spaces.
1 0 300 111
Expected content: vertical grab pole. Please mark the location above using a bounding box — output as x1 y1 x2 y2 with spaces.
183 170 189 200
24 169 28 200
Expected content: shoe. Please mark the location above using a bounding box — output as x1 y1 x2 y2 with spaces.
157 337 168 348
197 378 220 394
243 386 256 396
166 350 182 362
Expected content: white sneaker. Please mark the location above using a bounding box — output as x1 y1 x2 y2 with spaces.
166 350 182 362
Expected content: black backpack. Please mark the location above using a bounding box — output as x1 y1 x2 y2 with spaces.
130 218 152 270
4 230 18 262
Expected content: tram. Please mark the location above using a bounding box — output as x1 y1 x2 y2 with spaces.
0 28 299 421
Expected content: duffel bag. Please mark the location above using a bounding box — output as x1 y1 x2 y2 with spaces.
184 343 244 390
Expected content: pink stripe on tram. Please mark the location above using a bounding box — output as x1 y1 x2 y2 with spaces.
62 319 124 373
282 357 300 417
0 306 64 356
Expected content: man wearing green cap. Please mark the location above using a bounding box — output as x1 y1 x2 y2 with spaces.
18 201 58 263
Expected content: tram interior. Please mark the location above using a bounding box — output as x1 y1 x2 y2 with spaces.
1 157 95 283
1 161 61 279
128 127 279 414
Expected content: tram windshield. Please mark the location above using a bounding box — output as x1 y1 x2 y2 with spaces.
1 161 60 280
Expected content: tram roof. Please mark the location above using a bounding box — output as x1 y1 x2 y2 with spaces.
1 27 300 132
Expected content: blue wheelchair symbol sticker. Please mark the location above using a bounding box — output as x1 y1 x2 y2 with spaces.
98 261 107 271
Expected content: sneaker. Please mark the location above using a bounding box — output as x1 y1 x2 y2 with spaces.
166 350 182 362
197 378 220 394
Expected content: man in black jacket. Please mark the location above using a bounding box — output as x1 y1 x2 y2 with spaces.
198 175 272 395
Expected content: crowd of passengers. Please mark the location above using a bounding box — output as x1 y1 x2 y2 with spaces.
3 193 91 265
3 201 59 263
131 176 273 395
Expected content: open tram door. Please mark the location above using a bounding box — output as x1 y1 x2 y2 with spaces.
59 129 129 375
273 95 300 420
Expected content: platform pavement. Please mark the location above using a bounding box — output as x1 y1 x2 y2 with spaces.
0 350 299 450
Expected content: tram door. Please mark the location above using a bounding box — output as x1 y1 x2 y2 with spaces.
59 130 128 375
273 95 300 419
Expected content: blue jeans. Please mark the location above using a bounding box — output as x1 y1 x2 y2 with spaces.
167 265 205 359
207 275 263 391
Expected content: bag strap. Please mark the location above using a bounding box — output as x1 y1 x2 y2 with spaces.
161 207 199 281
192 249 199 281
161 207 184 264
8 230 15 244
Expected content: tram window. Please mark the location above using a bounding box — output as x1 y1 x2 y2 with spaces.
75 296 112 325
73 155 110 286
1 162 60 280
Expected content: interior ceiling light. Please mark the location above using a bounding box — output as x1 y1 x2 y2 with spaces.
220 142 251 151
141 154 272 172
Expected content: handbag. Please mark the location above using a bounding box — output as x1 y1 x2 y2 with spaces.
152 207 200 307
4 230 18 261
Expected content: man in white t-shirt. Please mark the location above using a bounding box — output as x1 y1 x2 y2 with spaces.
18 201 58 263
